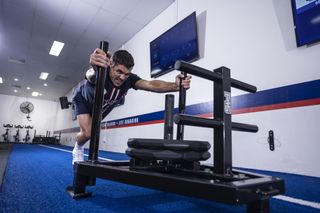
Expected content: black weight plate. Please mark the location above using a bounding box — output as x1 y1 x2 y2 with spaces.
126 148 210 162
128 138 210 151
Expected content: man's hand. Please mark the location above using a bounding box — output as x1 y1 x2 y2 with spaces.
175 74 192 90
90 48 113 69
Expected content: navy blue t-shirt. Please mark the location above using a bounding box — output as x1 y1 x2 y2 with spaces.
73 69 141 119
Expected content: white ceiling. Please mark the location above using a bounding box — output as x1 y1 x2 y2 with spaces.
0 0 174 101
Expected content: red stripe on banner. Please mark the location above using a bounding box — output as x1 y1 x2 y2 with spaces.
198 113 213 118
232 98 320 114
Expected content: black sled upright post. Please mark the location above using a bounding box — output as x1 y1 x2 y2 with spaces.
67 41 109 198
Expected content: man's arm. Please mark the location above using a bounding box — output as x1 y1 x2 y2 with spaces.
135 74 191 93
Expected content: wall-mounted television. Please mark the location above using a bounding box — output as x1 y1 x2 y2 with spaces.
150 12 199 78
291 0 320 47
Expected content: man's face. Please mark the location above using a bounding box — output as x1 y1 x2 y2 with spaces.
109 64 132 87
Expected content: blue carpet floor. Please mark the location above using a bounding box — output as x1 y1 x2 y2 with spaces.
0 144 319 213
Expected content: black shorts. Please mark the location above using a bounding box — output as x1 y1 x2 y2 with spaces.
72 90 92 116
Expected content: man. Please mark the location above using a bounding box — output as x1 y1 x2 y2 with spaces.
72 48 191 164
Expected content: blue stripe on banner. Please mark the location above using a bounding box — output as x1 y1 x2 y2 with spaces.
105 80 320 128
232 80 320 109
56 79 320 132
184 101 213 115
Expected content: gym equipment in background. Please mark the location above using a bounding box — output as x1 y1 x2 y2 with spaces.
67 41 285 213
32 131 61 145
24 125 33 143
2 124 13 142
13 125 24 143
20 101 34 121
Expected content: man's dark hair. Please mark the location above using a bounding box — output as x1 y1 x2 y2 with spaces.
112 50 134 69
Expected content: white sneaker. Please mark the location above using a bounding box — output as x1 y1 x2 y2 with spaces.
72 147 84 165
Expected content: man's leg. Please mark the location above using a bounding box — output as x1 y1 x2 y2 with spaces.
76 114 92 146
72 114 92 165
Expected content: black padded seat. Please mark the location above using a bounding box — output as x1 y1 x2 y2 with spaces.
126 148 210 162
127 138 211 152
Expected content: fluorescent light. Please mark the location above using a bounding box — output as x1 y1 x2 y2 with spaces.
43 83 48 86
14 78 19 81
39 93 43 96
49 41 64 56
14 89 18 93
0 77 3 84
39 72 49 80
26 87 31 90
32 91 39 96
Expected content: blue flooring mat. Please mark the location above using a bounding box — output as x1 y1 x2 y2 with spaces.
0 144 319 213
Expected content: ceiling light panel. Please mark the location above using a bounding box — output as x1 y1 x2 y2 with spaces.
49 41 65 56
39 72 49 80
32 91 39 96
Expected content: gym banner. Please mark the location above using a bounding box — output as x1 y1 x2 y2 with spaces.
104 79 320 129
55 79 320 133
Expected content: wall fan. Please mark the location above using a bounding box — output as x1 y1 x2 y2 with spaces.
20 101 34 121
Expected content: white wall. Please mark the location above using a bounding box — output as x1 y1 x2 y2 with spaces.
0 94 59 142
55 0 320 177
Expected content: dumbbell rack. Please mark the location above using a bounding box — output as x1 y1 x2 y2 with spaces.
67 41 284 213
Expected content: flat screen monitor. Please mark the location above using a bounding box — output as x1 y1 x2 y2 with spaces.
291 0 320 47
150 12 199 78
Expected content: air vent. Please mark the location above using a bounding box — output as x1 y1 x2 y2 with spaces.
11 84 21 89
8 56 26 64
54 75 69 82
